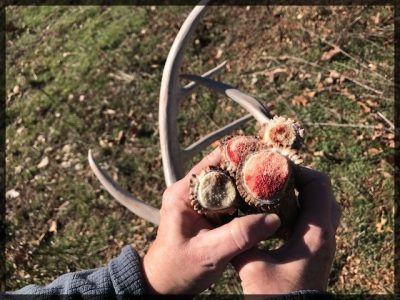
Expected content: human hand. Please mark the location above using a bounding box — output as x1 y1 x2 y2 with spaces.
142 148 281 294
232 167 341 294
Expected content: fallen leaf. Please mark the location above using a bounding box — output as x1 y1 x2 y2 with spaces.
321 46 341 61
324 77 334 85
6 189 20 199
365 99 379 108
371 12 380 25
215 49 223 59
368 63 377 71
358 102 371 113
103 109 116 115
117 130 125 144
37 156 49 169
341 88 356 101
292 95 309 107
62 144 71 153
376 216 387 233
14 165 22 174
304 90 316 98
265 67 290 83
365 148 383 156
49 220 57 233
329 70 340 79
313 150 324 157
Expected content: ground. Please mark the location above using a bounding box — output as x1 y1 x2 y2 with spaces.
5 5 395 295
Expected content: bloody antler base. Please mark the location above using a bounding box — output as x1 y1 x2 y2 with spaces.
189 116 303 240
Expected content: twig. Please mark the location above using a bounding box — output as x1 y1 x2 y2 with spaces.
343 76 383 95
376 112 395 130
303 122 395 132
301 26 387 81
267 55 384 96
361 93 394 103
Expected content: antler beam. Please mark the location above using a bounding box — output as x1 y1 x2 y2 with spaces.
159 1 211 186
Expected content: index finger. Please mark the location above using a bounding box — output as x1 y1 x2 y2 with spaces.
290 167 337 246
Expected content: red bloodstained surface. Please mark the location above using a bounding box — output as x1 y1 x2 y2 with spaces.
243 152 289 199
226 136 258 167
270 124 292 144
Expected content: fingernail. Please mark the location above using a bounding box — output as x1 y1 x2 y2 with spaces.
264 213 281 230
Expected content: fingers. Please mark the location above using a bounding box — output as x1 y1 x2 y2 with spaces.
159 148 222 232
294 167 334 220
196 213 281 261
290 166 338 251
162 147 222 206
186 147 222 177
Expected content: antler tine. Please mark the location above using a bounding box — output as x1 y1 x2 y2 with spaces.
88 150 160 225
160 1 211 186
180 74 272 124
183 114 253 161
180 60 228 103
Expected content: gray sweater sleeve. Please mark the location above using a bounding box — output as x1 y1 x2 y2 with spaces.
9 245 147 296
8 245 333 298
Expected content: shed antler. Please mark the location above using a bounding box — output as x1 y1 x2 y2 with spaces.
88 1 272 225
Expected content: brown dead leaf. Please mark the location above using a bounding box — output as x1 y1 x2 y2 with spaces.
103 109 116 115
292 95 309 107
386 133 394 140
265 67 290 83
365 99 379 108
321 46 341 61
329 70 340 79
117 130 125 144
365 148 383 156
304 90 316 98
324 77 334 85
49 220 57 233
37 156 49 169
341 88 356 101
371 12 381 25
215 49 223 59
358 102 371 114
313 150 324 157
6 189 20 199
376 216 387 233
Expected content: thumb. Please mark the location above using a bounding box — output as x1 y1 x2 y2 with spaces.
203 213 281 260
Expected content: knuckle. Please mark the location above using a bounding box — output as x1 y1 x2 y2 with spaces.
306 226 335 256
229 218 250 250
161 187 180 208
188 239 218 271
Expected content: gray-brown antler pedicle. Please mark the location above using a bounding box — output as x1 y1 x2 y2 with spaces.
88 1 273 225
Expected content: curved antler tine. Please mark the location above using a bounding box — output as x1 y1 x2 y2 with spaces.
88 150 160 225
160 1 211 187
183 114 253 161
180 60 228 102
180 74 272 124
